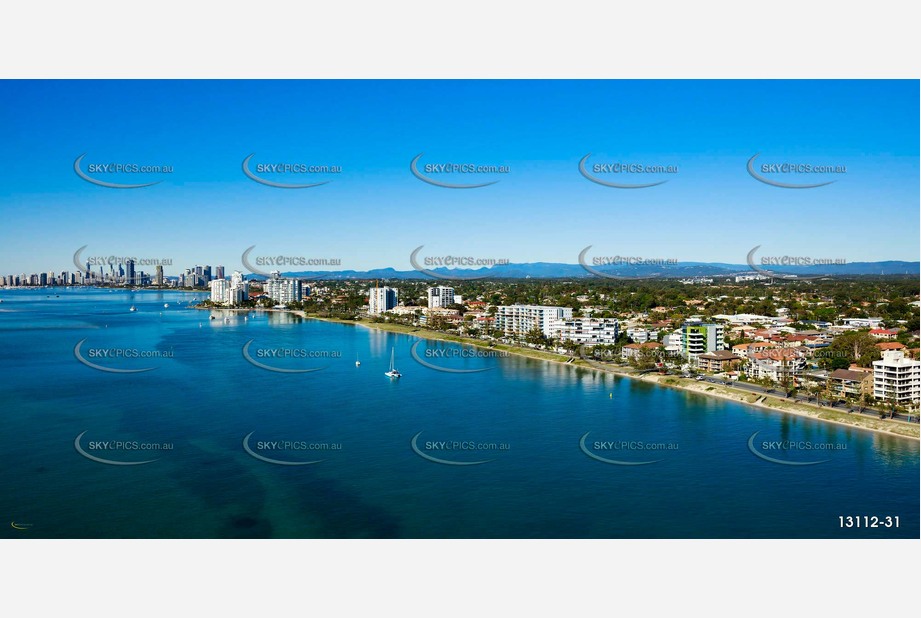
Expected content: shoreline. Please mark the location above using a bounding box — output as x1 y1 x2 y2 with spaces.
196 306 920 441
301 312 920 441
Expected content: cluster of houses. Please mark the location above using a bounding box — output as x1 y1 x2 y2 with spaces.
627 313 920 407
365 290 920 407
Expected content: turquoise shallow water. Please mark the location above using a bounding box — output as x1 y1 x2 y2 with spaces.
1 287 918 538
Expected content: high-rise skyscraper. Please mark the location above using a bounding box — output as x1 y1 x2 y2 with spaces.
126 259 136 286
368 284 398 315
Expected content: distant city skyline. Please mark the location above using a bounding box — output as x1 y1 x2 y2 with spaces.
0 80 918 274
4 253 918 288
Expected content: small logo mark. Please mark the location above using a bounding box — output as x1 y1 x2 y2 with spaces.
241 432 325 466
73 153 162 189
579 432 661 466
578 154 668 189
409 341 493 374
410 153 499 189
745 246 827 281
746 153 836 189
241 340 327 374
73 339 157 374
241 154 331 189
410 431 494 466
74 431 160 466
746 431 830 466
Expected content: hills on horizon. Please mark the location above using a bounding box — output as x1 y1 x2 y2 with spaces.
250 260 921 281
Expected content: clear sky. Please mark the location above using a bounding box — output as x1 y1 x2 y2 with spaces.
0 80 917 275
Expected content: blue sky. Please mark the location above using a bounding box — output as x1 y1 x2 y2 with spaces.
0 80 917 275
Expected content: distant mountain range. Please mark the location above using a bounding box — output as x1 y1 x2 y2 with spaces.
249 260 921 280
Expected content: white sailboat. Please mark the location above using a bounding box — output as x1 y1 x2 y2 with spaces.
384 347 401 378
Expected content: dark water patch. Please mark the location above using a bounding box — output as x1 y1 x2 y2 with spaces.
277 468 401 538
223 514 274 538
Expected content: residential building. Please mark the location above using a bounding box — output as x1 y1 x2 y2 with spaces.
209 277 248 305
368 285 398 315
843 317 884 329
553 318 619 346
712 313 776 326
494 305 573 338
734 274 770 282
210 278 227 304
697 350 742 373
869 328 900 340
872 350 921 405
427 286 457 309
827 369 874 399
663 330 684 356
626 327 658 343
746 348 807 383
264 274 302 305
681 322 725 358
622 342 663 360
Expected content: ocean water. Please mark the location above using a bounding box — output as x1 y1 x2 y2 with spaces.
1 287 917 538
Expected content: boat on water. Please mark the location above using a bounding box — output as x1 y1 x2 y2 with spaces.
163 303 169 308
384 347 401 379
129 305 137 312
355 360 361 367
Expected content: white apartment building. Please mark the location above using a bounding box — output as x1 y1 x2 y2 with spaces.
663 330 684 356
843 317 884 329
427 286 457 308
747 353 807 383
368 286 398 315
735 274 769 282
210 279 227 304
553 318 619 345
626 327 658 343
712 314 778 326
873 349 920 405
227 283 248 305
210 277 250 306
264 276 301 305
494 305 573 338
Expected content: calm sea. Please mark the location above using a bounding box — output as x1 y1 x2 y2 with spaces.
1 287 917 538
